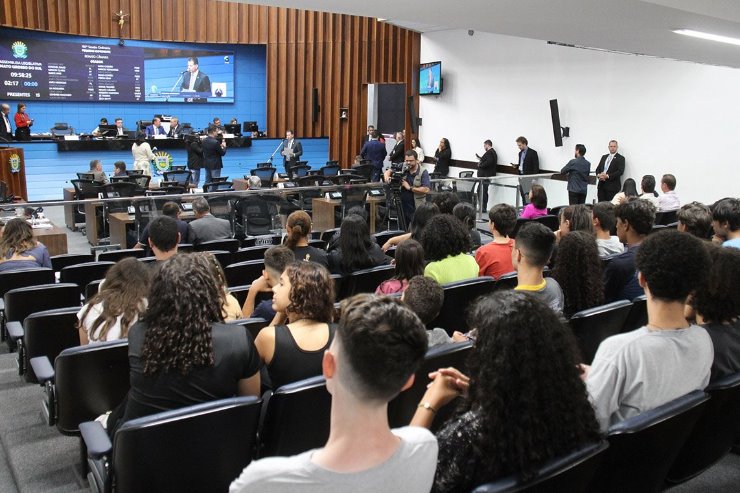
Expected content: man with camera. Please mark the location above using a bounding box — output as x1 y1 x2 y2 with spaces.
383 149 430 225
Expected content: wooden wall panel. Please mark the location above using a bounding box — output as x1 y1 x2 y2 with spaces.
1 0 420 167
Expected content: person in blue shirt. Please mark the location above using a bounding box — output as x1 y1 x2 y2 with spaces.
145 117 166 137
561 144 591 204
360 130 388 181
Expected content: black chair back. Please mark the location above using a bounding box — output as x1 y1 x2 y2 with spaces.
665 372 740 485
472 441 609 493
534 214 560 232
510 217 531 239
338 264 395 298
51 253 96 272
0 268 55 300
341 186 368 218
250 167 277 187
621 294 647 333
60 261 115 295
203 181 234 192
352 164 373 181
493 271 518 290
85 279 103 301
232 245 271 263
224 260 265 288
568 300 633 364
288 164 311 181
4 283 81 326
227 317 270 341
320 164 340 176
428 277 496 335
162 170 193 187
77 172 95 181
388 341 474 429
258 376 331 458
235 196 280 237
97 248 146 263
194 238 240 253
106 397 262 493
20 307 80 383
373 230 406 248
593 390 709 492
655 209 678 226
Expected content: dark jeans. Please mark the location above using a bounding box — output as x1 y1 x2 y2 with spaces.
569 191 587 205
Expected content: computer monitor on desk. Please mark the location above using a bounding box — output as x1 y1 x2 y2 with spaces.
224 124 241 136
242 121 258 133
98 124 119 138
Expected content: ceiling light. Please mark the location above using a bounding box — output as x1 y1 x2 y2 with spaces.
673 29 740 47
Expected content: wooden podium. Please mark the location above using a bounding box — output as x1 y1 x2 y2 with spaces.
0 147 28 201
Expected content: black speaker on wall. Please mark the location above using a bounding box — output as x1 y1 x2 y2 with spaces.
312 88 320 123
549 99 567 148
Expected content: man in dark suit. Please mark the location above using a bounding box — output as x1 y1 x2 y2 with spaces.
360 130 388 181
0 104 13 141
201 125 226 184
388 131 405 164
145 117 166 137
181 56 211 102
167 116 182 138
476 139 497 212
595 140 625 202
516 136 539 175
280 129 303 176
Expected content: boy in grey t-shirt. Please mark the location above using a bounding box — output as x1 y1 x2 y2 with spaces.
583 230 713 431
512 222 564 313
230 295 437 493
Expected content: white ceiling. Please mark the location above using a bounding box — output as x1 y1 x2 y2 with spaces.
229 0 740 68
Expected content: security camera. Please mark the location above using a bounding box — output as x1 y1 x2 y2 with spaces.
468 30 474 36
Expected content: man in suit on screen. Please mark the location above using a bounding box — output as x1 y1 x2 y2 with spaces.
181 56 211 102
595 140 625 202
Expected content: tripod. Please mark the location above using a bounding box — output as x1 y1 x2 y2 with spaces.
382 184 407 232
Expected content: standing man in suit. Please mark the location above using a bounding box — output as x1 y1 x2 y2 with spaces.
388 131 405 164
595 140 625 202
0 104 12 141
181 56 211 103
561 144 591 204
201 125 226 184
145 117 166 137
515 136 539 175
476 139 497 212
361 130 388 181
280 129 303 176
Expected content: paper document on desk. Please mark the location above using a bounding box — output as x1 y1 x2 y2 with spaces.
31 223 53 229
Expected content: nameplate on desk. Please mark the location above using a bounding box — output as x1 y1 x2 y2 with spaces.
325 192 342 200
368 189 384 197
222 133 235 139
180 203 193 211
63 135 79 141
154 135 167 140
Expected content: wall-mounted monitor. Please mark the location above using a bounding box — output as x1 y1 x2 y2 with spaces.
419 61 442 96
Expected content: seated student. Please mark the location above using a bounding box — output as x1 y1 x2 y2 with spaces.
453 202 481 248
401 275 449 347
381 202 439 251
604 197 656 302
432 191 460 215
376 239 425 295
657 173 681 211
255 261 336 390
638 174 660 207
551 231 605 318
146 216 180 262
78 258 151 345
328 215 390 275
202 252 244 321
556 204 594 241
108 254 261 434
189 197 232 245
113 160 127 177
410 291 600 492
513 222 564 313
475 203 517 279
326 206 369 253
519 184 548 219
241 246 295 323
0 218 52 273
677 201 712 239
422 215 479 284
592 201 624 257
685 244 740 382
230 295 436 493
610 177 638 206
584 230 713 431
711 197 740 249
135 201 190 249
284 210 328 267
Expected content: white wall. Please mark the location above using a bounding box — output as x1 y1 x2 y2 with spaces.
419 30 740 206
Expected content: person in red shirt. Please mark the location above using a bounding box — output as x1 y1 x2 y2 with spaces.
475 203 517 279
13 103 32 140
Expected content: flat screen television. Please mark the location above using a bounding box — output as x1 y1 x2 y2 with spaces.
419 61 442 95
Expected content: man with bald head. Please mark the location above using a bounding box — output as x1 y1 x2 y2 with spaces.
0 104 12 141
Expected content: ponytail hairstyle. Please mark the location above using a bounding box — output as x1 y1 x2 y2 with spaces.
285 210 312 249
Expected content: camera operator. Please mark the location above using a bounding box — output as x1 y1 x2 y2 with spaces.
383 149 430 225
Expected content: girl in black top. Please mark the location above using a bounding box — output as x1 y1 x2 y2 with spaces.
255 261 336 390
284 210 329 268
434 137 451 176
328 215 390 275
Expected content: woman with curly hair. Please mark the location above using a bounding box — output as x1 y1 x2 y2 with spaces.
112 253 261 432
202 251 245 321
284 210 328 267
421 214 478 284
78 258 151 344
328 214 390 275
411 291 601 491
551 231 605 318
256 261 336 389
0 218 52 273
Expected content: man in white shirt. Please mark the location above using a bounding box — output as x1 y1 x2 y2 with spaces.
592 201 625 258
230 295 438 493
583 229 713 431
657 173 681 211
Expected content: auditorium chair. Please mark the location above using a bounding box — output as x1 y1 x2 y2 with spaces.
349 164 373 182
85 279 103 301
60 261 115 297
510 217 531 239
249 166 277 187
591 390 709 492
548 205 568 218
241 234 282 248
340 186 368 219
235 196 281 237
337 264 395 299
621 294 647 333
472 441 609 493
294 175 324 214
50 253 95 273
329 173 364 185
228 285 271 308
665 371 740 485
129 174 151 192
320 228 340 246
76 172 95 181
232 245 271 263
13 306 80 383
655 209 678 226
226 317 270 341
319 163 340 176
203 181 234 192
287 163 310 181
81 396 262 493
162 170 193 187
568 300 633 364
224 260 265 288
194 238 240 253
0 268 56 337
493 271 518 290
97 248 145 263
205 250 233 270
257 376 331 458
50 122 74 136
4 283 80 349
534 214 560 232
388 341 474 429
428 277 496 335
31 340 130 436
454 171 478 211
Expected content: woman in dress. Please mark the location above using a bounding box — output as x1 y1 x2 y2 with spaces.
433 138 451 176
131 133 155 176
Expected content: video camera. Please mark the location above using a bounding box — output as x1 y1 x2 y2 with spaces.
388 162 409 190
